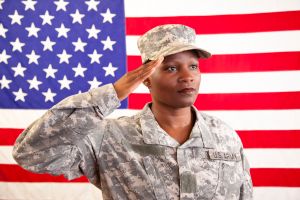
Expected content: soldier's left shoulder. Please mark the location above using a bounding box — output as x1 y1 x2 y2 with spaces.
200 112 243 147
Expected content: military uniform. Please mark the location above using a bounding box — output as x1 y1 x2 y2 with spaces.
13 84 253 200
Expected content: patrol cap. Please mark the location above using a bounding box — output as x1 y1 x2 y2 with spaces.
137 24 211 63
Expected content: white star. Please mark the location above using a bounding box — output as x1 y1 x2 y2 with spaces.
13 88 27 102
70 9 85 24
54 0 69 11
72 63 87 77
8 10 24 25
0 23 8 38
26 50 40 64
88 77 102 89
0 0 4 10
42 88 57 102
55 23 70 38
12 63 26 77
25 23 40 38
22 0 37 11
88 49 102 64
0 50 11 64
27 76 42 90
41 36 56 51
57 49 72 64
100 8 116 24
101 36 116 51
85 0 100 11
43 64 58 78
86 24 100 39
72 37 87 52
40 10 55 25
103 62 118 77
58 75 73 90
0 75 12 89
10 38 25 52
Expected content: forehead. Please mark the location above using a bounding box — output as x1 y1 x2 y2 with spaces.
163 50 199 63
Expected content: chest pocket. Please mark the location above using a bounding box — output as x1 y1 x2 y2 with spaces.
115 159 156 199
209 150 243 200
190 149 243 200
115 141 169 200
192 156 221 200
142 156 169 200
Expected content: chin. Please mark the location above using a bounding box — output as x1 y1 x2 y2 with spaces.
170 99 196 108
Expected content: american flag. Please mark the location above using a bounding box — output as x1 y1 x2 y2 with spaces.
1 0 300 199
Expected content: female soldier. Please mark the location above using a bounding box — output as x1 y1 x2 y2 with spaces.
13 24 253 200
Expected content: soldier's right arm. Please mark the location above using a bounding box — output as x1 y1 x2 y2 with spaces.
12 58 163 182
12 84 121 181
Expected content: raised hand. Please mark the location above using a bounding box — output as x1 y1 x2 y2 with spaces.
113 57 164 101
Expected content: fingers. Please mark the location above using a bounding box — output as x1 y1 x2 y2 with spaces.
132 57 164 81
113 57 164 101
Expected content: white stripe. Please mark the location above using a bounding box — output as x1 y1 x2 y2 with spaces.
1 109 300 130
205 110 300 130
2 146 300 168
0 182 102 200
254 187 300 200
0 146 16 164
244 149 300 168
133 71 300 94
126 31 300 55
125 0 300 16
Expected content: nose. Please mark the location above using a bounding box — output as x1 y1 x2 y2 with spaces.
178 68 194 83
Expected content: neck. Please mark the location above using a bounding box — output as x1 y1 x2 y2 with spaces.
150 102 195 144
151 103 193 127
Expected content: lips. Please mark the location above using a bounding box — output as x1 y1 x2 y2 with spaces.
178 87 196 94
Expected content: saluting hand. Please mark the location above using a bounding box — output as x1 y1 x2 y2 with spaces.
113 57 164 101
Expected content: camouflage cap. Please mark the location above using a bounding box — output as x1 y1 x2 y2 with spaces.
137 24 211 63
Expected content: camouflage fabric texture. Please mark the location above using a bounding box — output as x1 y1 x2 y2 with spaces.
13 84 253 200
137 24 211 63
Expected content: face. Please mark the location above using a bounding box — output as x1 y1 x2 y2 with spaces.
147 50 200 108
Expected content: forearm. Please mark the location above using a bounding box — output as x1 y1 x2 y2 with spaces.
12 84 120 173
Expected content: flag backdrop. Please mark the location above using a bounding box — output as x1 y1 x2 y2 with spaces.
1 0 300 199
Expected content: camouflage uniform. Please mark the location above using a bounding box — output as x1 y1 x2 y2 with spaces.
13 84 253 200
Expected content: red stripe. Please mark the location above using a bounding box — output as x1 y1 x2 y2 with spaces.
251 168 300 187
0 128 23 145
128 92 300 110
0 164 88 182
1 164 300 187
127 52 300 73
126 11 300 35
237 130 300 148
2 129 300 148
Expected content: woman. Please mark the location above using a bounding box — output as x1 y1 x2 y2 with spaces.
13 24 253 200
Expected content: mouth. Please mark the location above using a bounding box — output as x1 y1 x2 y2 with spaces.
177 87 196 95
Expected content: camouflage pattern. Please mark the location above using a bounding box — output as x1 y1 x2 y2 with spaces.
13 84 253 200
137 24 211 63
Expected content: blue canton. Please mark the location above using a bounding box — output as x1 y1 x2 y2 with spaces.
0 0 127 109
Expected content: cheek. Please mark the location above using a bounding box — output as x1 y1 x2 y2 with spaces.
149 72 169 87
194 73 201 85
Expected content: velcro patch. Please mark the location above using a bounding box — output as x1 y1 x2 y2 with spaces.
208 150 241 162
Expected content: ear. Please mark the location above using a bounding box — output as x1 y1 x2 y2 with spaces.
143 78 151 89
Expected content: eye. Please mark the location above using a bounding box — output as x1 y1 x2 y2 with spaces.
165 66 177 72
190 64 199 70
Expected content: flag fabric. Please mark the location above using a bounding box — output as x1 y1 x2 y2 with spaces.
1 0 300 199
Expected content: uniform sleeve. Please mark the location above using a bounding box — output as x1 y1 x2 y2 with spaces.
12 84 120 187
240 149 254 200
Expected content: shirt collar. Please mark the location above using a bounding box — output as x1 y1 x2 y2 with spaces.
139 103 216 148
